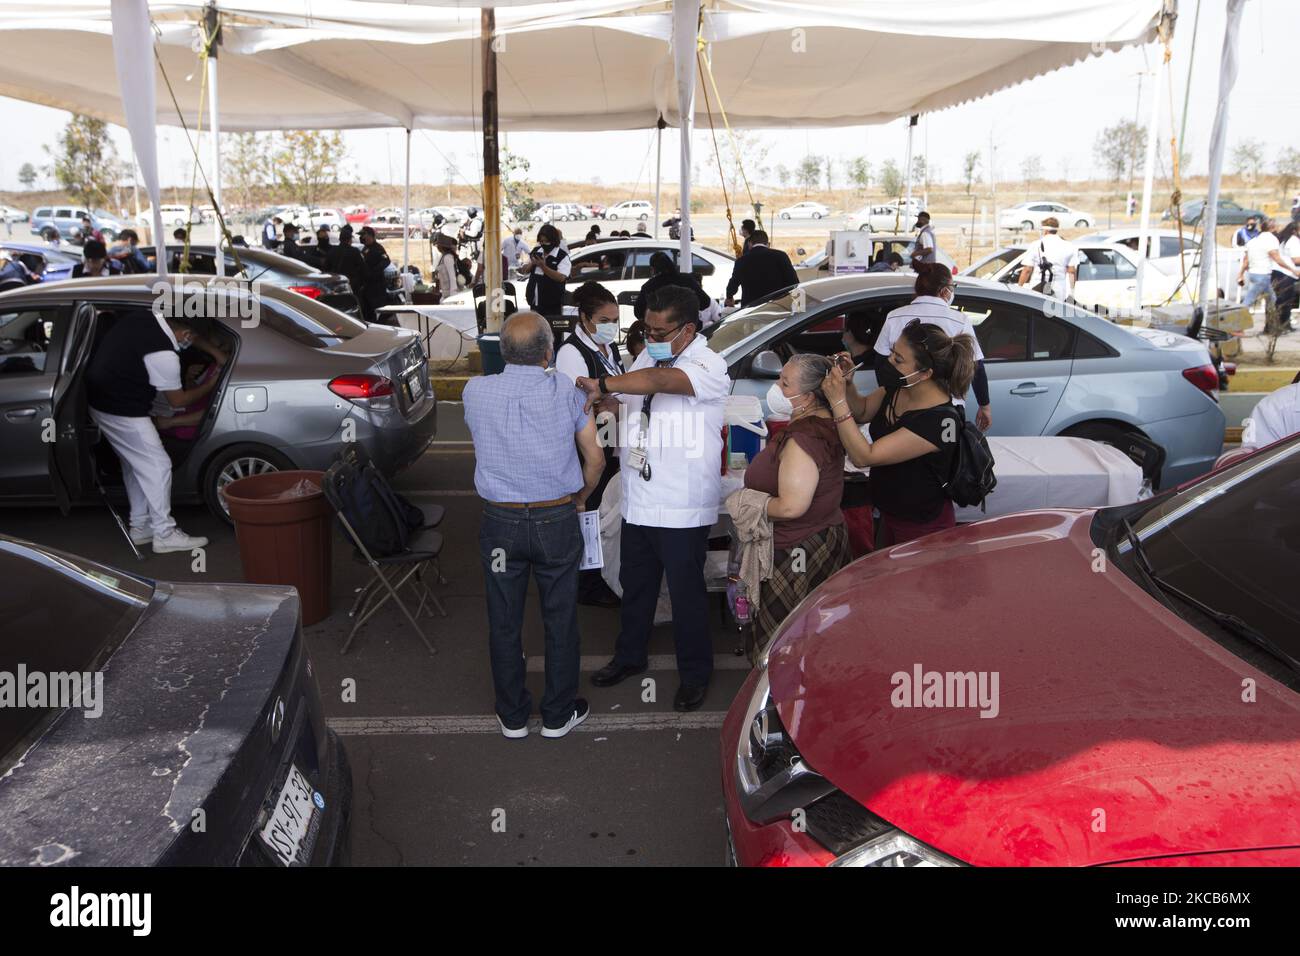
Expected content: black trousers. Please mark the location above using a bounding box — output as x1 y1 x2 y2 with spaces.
612 521 713 688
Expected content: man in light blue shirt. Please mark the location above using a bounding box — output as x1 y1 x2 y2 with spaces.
463 311 604 739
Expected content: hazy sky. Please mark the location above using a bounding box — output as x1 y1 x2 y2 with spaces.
0 0 1293 201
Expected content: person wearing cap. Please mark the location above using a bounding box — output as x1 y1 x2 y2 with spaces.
308 224 332 271
910 211 938 269
85 306 224 554
433 233 460 299
262 215 282 250
459 206 484 262
333 224 366 304
358 225 391 323
279 222 305 263
1017 217 1081 301
72 239 113 278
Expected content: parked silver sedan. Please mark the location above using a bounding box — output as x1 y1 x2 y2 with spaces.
708 274 1225 487
0 275 436 520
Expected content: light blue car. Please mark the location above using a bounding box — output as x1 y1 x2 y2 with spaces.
706 274 1225 488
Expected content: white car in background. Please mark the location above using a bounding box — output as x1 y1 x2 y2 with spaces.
138 204 199 228
309 208 348 233
845 203 909 232
604 200 653 221
778 201 830 220
1080 227 1240 294
962 241 1187 312
1000 201 1094 231
0 205 29 223
438 238 735 328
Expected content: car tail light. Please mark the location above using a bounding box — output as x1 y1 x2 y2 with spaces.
288 284 323 299
1224 362 1237 376
328 374 393 400
1182 364 1220 401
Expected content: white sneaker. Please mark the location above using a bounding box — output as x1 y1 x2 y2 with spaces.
152 528 209 554
497 714 529 739
540 698 590 739
129 526 153 546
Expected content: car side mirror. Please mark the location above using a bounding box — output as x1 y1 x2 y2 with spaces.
752 350 783 379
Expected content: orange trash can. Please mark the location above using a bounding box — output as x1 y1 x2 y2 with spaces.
221 470 333 626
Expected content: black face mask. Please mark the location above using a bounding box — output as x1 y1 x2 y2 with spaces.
878 362 925 392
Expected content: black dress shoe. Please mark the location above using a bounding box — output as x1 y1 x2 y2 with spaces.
591 660 646 687
578 587 621 609
674 683 707 712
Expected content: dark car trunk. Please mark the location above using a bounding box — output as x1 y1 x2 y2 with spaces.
0 581 348 866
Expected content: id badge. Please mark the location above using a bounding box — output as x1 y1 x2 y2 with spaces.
626 446 648 473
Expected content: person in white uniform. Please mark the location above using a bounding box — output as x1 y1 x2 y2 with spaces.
84 308 225 552
1241 377 1300 451
1017 216 1081 301
870 263 992 430
574 284 730 712
556 280 626 607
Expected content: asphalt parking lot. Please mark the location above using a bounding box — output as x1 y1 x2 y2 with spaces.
0 403 751 866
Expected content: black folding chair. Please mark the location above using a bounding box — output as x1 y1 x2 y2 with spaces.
321 460 446 656
343 442 445 531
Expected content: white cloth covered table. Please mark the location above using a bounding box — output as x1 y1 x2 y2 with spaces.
959 436 1144 521
378 305 478 362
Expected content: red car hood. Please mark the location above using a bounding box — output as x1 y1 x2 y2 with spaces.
769 510 1300 866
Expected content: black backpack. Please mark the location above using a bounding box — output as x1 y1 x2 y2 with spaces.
933 407 997 510
325 451 425 557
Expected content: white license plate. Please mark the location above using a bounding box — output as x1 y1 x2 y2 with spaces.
260 766 317 866
406 370 425 401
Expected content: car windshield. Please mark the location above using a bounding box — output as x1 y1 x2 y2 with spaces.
707 293 803 355
968 249 1023 280
1109 439 1300 663
0 540 152 769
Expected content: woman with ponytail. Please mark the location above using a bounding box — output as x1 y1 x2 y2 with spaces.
735 353 850 658
823 319 977 545
556 280 625 607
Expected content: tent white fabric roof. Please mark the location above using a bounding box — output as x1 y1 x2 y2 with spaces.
0 0 1168 132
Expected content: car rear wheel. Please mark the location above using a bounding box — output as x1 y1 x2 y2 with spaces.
781 212 791 220
1075 219 1089 228
203 444 295 523
638 213 648 221
1021 220 1034 231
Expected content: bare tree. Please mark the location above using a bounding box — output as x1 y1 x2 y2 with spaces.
1277 146 1300 204
962 151 982 195
1094 120 1147 183
1232 138 1266 183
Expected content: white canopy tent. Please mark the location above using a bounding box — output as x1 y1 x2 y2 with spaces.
0 0 1171 291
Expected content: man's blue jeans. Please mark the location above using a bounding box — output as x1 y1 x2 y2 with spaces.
479 501 582 728
1243 272 1276 308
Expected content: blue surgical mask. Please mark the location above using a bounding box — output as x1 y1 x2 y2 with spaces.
592 321 619 346
646 324 685 362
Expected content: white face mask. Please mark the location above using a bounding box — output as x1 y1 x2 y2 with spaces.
592 321 619 345
766 382 797 417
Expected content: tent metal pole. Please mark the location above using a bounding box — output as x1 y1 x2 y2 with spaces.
1134 56 1164 313
402 127 411 275
482 6 503 332
205 2 224 275
674 0 698 273
654 118 663 240
903 114 916 216
1198 0 1246 311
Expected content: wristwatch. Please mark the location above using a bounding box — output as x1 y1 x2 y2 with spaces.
598 375 610 395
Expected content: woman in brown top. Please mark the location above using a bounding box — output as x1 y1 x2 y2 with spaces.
743 353 851 659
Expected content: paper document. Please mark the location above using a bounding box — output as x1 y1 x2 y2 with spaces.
579 510 604 571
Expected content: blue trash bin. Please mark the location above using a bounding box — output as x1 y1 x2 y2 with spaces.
477 333 504 375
